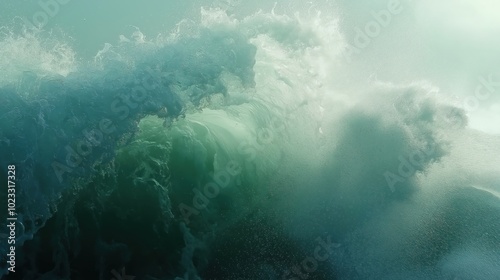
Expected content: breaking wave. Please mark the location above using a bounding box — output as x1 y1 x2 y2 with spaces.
0 4 499 280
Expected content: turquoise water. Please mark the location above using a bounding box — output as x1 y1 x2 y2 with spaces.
0 1 499 279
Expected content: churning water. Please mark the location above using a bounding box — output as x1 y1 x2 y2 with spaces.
0 0 499 279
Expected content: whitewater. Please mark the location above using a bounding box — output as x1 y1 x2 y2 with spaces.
0 1 499 279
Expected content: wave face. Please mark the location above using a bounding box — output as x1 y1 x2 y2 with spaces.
1 2 500 280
